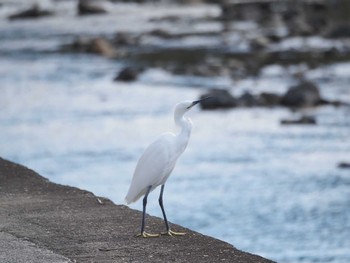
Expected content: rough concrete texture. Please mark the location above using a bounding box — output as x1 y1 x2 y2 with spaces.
0 158 274 263
0 232 70 263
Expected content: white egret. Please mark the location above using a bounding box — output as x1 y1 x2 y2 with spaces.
125 98 210 238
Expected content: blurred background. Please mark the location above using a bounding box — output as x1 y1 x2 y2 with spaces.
0 0 349 262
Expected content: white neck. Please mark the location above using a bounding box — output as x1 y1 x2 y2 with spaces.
174 116 192 156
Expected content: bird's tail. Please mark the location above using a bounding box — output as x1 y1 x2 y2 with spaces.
124 188 134 205
125 187 147 205
124 196 131 205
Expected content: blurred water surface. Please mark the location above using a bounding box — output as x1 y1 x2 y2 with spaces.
1 2 350 262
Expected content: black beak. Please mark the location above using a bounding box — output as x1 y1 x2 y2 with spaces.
187 96 213 109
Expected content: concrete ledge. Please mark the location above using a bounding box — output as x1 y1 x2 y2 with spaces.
0 158 274 263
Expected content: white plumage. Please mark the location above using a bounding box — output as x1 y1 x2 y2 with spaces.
125 102 192 204
125 133 178 204
124 98 208 237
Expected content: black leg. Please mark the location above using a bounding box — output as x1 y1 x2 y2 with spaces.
158 184 170 232
140 185 152 234
158 184 186 236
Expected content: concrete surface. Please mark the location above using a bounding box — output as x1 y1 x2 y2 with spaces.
0 232 70 263
0 158 274 263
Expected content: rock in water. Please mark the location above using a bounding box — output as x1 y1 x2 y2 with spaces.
326 24 350 38
8 4 53 20
338 162 350 169
238 91 260 107
259 92 282 107
114 67 142 82
114 32 140 46
250 37 270 51
61 37 117 58
280 116 317 125
281 80 321 108
199 89 237 110
78 0 107 15
90 38 117 58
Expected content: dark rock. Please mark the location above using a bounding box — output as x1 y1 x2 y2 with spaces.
199 58 228 77
199 89 237 110
302 1 327 34
330 100 349 107
220 1 274 22
250 37 270 51
63 37 89 52
172 58 227 78
226 59 247 80
62 37 117 58
114 32 140 46
238 91 260 107
89 38 117 58
259 92 282 106
281 80 321 108
280 116 317 125
114 67 143 82
192 64 224 77
326 24 350 38
265 33 282 43
147 29 220 40
78 0 107 16
8 4 53 20
149 15 182 23
338 162 350 169
286 17 314 36
318 97 350 107
148 29 173 39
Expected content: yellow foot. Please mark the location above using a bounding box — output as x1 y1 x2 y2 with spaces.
136 231 160 238
161 229 186 236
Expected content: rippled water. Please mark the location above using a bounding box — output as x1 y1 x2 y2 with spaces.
1 2 350 262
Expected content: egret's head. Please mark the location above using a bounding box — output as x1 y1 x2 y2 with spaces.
175 100 198 116
174 97 212 120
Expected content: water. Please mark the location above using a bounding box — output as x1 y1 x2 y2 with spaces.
1 2 350 262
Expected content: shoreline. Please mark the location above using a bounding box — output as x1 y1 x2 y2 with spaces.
0 157 274 262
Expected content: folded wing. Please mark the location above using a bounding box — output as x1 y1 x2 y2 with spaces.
125 134 175 204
